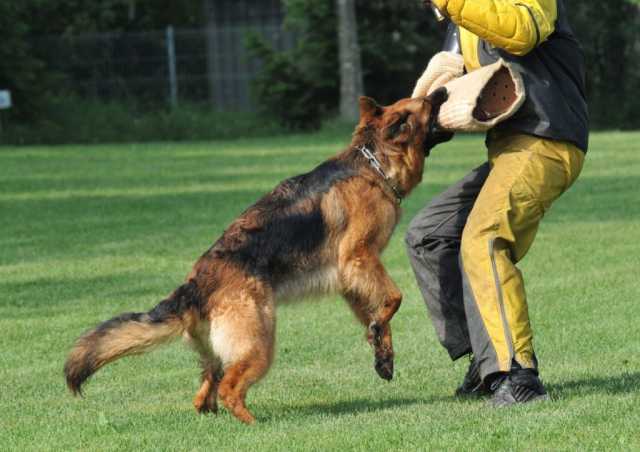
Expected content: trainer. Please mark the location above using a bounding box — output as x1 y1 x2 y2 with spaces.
406 0 588 406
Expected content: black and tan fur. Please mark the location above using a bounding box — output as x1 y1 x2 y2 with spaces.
64 89 449 424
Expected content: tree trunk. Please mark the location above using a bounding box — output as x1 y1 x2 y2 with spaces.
203 0 219 108
336 0 364 122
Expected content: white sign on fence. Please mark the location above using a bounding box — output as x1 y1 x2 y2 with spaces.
0 90 12 109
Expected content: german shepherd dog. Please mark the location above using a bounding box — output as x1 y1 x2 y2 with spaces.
64 89 449 424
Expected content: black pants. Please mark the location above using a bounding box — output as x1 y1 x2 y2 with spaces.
405 163 490 361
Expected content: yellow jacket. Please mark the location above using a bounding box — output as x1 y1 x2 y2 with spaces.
432 0 557 69
429 0 589 151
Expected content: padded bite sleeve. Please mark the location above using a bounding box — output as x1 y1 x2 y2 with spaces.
436 60 525 132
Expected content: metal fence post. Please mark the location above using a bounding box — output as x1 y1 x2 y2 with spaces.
166 25 178 108
0 90 12 135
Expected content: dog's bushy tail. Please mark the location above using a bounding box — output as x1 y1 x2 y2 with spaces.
64 281 201 395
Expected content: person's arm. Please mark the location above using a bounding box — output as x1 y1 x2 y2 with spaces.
431 0 557 55
442 21 462 54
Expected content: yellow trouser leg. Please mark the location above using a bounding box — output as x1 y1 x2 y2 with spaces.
460 135 584 378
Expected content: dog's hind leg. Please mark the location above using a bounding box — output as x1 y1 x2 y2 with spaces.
210 291 275 424
217 351 271 424
193 362 222 414
186 327 222 414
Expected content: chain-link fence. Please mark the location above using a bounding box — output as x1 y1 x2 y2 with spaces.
32 23 296 111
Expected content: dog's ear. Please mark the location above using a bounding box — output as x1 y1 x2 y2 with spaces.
422 86 449 136
359 96 383 120
423 87 453 154
426 87 449 110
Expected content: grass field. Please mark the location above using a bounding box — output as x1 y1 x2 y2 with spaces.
2 131 639 451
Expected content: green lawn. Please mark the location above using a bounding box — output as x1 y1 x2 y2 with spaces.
1 131 639 451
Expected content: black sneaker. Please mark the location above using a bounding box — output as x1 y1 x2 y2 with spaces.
490 367 550 407
455 356 490 397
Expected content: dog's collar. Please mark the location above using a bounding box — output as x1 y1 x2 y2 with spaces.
357 144 403 204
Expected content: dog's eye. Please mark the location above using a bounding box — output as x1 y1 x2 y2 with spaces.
386 113 411 138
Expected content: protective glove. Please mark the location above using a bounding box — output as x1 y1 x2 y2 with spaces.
411 51 464 99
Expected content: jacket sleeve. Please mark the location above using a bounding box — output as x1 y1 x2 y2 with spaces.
442 21 462 54
431 0 557 56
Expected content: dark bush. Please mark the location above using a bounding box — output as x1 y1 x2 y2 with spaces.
249 0 640 130
570 0 640 129
0 96 285 145
247 0 340 130
247 36 326 130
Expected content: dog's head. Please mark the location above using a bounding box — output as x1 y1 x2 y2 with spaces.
353 88 450 196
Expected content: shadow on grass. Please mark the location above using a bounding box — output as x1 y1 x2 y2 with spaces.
279 394 454 420
267 372 640 421
547 372 640 399
0 272 159 311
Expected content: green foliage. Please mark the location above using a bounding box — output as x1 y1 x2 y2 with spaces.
247 35 327 130
24 0 128 34
1 96 285 145
1 0 639 140
0 0 203 124
23 0 202 35
249 0 444 129
247 0 339 129
569 0 640 129
0 3 46 119
1 132 640 449
356 1 444 104
0 1 142 121
251 0 640 130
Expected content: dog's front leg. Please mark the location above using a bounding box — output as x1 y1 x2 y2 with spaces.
368 321 395 381
339 247 402 381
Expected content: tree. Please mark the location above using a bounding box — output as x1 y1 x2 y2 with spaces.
202 0 219 107
0 3 46 120
336 0 364 121
247 0 340 129
569 0 640 128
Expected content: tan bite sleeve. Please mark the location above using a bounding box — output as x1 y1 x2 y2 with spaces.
437 59 526 132
412 51 465 98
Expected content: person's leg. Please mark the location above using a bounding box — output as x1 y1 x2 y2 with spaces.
405 163 490 360
459 135 584 403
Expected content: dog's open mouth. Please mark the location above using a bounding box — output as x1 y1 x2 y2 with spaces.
423 129 454 156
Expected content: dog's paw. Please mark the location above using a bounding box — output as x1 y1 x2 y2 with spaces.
375 356 394 381
194 397 218 415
